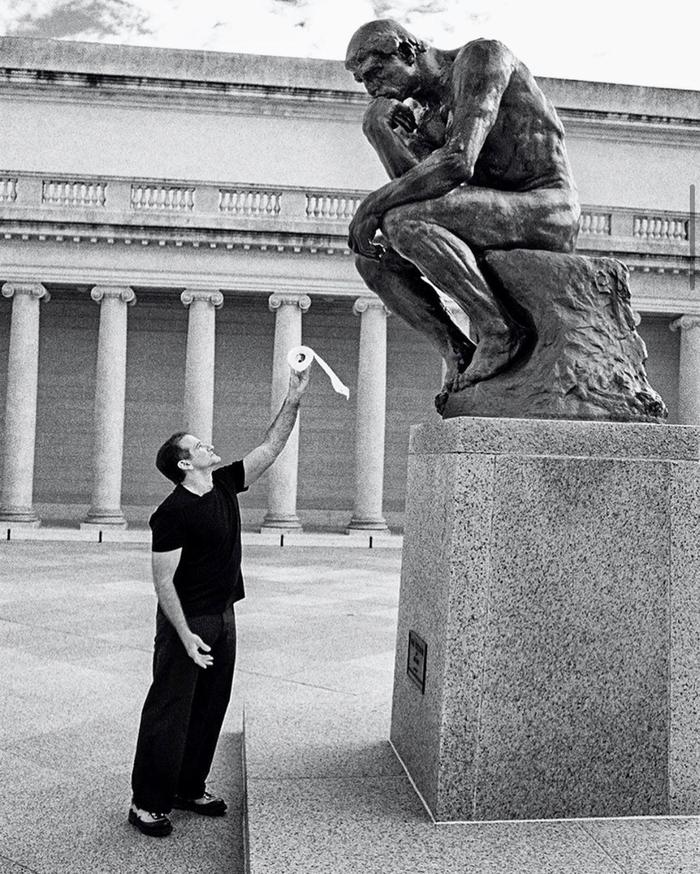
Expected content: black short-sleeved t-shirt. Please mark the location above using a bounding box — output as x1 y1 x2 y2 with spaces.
149 460 247 616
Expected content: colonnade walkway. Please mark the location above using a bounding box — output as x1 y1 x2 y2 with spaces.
1 283 392 532
1 542 696 873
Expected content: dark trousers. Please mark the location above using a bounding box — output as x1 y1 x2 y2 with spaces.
131 603 237 812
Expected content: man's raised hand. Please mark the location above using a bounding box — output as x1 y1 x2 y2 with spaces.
288 363 311 400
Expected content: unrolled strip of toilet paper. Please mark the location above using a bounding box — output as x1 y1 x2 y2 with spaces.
287 345 350 399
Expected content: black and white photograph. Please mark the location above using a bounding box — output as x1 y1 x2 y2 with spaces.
0 1 698 871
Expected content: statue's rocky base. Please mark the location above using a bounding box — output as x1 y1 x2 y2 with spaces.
391 417 700 821
439 251 667 422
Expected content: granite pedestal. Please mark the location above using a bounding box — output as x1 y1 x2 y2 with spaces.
391 417 700 822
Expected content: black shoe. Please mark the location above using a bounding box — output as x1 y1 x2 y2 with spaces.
128 805 173 837
173 791 227 817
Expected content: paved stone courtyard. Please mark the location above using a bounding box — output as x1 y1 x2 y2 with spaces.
0 541 697 873
0 540 401 874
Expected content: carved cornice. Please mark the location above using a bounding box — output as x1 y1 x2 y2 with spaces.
670 315 700 333
1 68 697 133
90 286 135 304
353 296 389 316
0 71 366 123
268 292 311 312
1 281 49 301
559 112 699 148
627 298 700 317
180 289 224 308
0 222 355 256
1 223 693 273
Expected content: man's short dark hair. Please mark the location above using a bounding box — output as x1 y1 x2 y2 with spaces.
345 18 426 72
156 432 190 484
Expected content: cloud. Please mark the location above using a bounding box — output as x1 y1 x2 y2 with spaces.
0 0 697 89
1 0 152 41
0 0 494 54
369 0 496 43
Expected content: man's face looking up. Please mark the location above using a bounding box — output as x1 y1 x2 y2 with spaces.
177 434 221 472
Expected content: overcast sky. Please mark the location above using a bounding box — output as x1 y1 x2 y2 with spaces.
1 0 698 90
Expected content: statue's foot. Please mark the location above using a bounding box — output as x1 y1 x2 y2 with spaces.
435 388 449 415
441 339 476 394
453 329 526 390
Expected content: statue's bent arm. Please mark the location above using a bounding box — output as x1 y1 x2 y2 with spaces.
360 39 515 222
448 39 515 175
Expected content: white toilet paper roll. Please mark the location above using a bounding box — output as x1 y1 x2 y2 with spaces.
287 345 350 399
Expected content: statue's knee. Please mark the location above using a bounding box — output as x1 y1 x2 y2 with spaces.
380 208 401 242
382 208 423 254
381 207 411 246
354 252 382 284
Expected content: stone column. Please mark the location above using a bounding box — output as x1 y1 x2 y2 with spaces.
671 315 700 426
262 292 311 529
348 296 389 531
0 282 50 525
181 289 223 443
82 286 135 528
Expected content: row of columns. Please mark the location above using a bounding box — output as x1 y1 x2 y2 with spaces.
0 283 390 531
3 283 700 530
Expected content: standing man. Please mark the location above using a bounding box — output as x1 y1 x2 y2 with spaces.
129 365 310 837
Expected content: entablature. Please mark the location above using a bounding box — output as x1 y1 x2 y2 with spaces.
0 171 696 312
0 170 694 259
0 68 367 122
2 47 698 134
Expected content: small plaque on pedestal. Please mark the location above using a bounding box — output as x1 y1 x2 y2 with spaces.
407 630 427 693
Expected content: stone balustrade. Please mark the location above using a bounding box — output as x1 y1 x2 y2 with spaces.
131 183 195 211
578 208 691 245
41 179 107 207
633 214 689 242
0 170 695 260
0 177 18 203
219 188 282 216
578 211 611 236
305 191 364 221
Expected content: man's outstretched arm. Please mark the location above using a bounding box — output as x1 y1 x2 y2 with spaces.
242 366 311 486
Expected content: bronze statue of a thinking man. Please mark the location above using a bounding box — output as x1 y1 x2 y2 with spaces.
345 19 581 392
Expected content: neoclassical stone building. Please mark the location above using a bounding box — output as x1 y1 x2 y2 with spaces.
0 37 698 530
